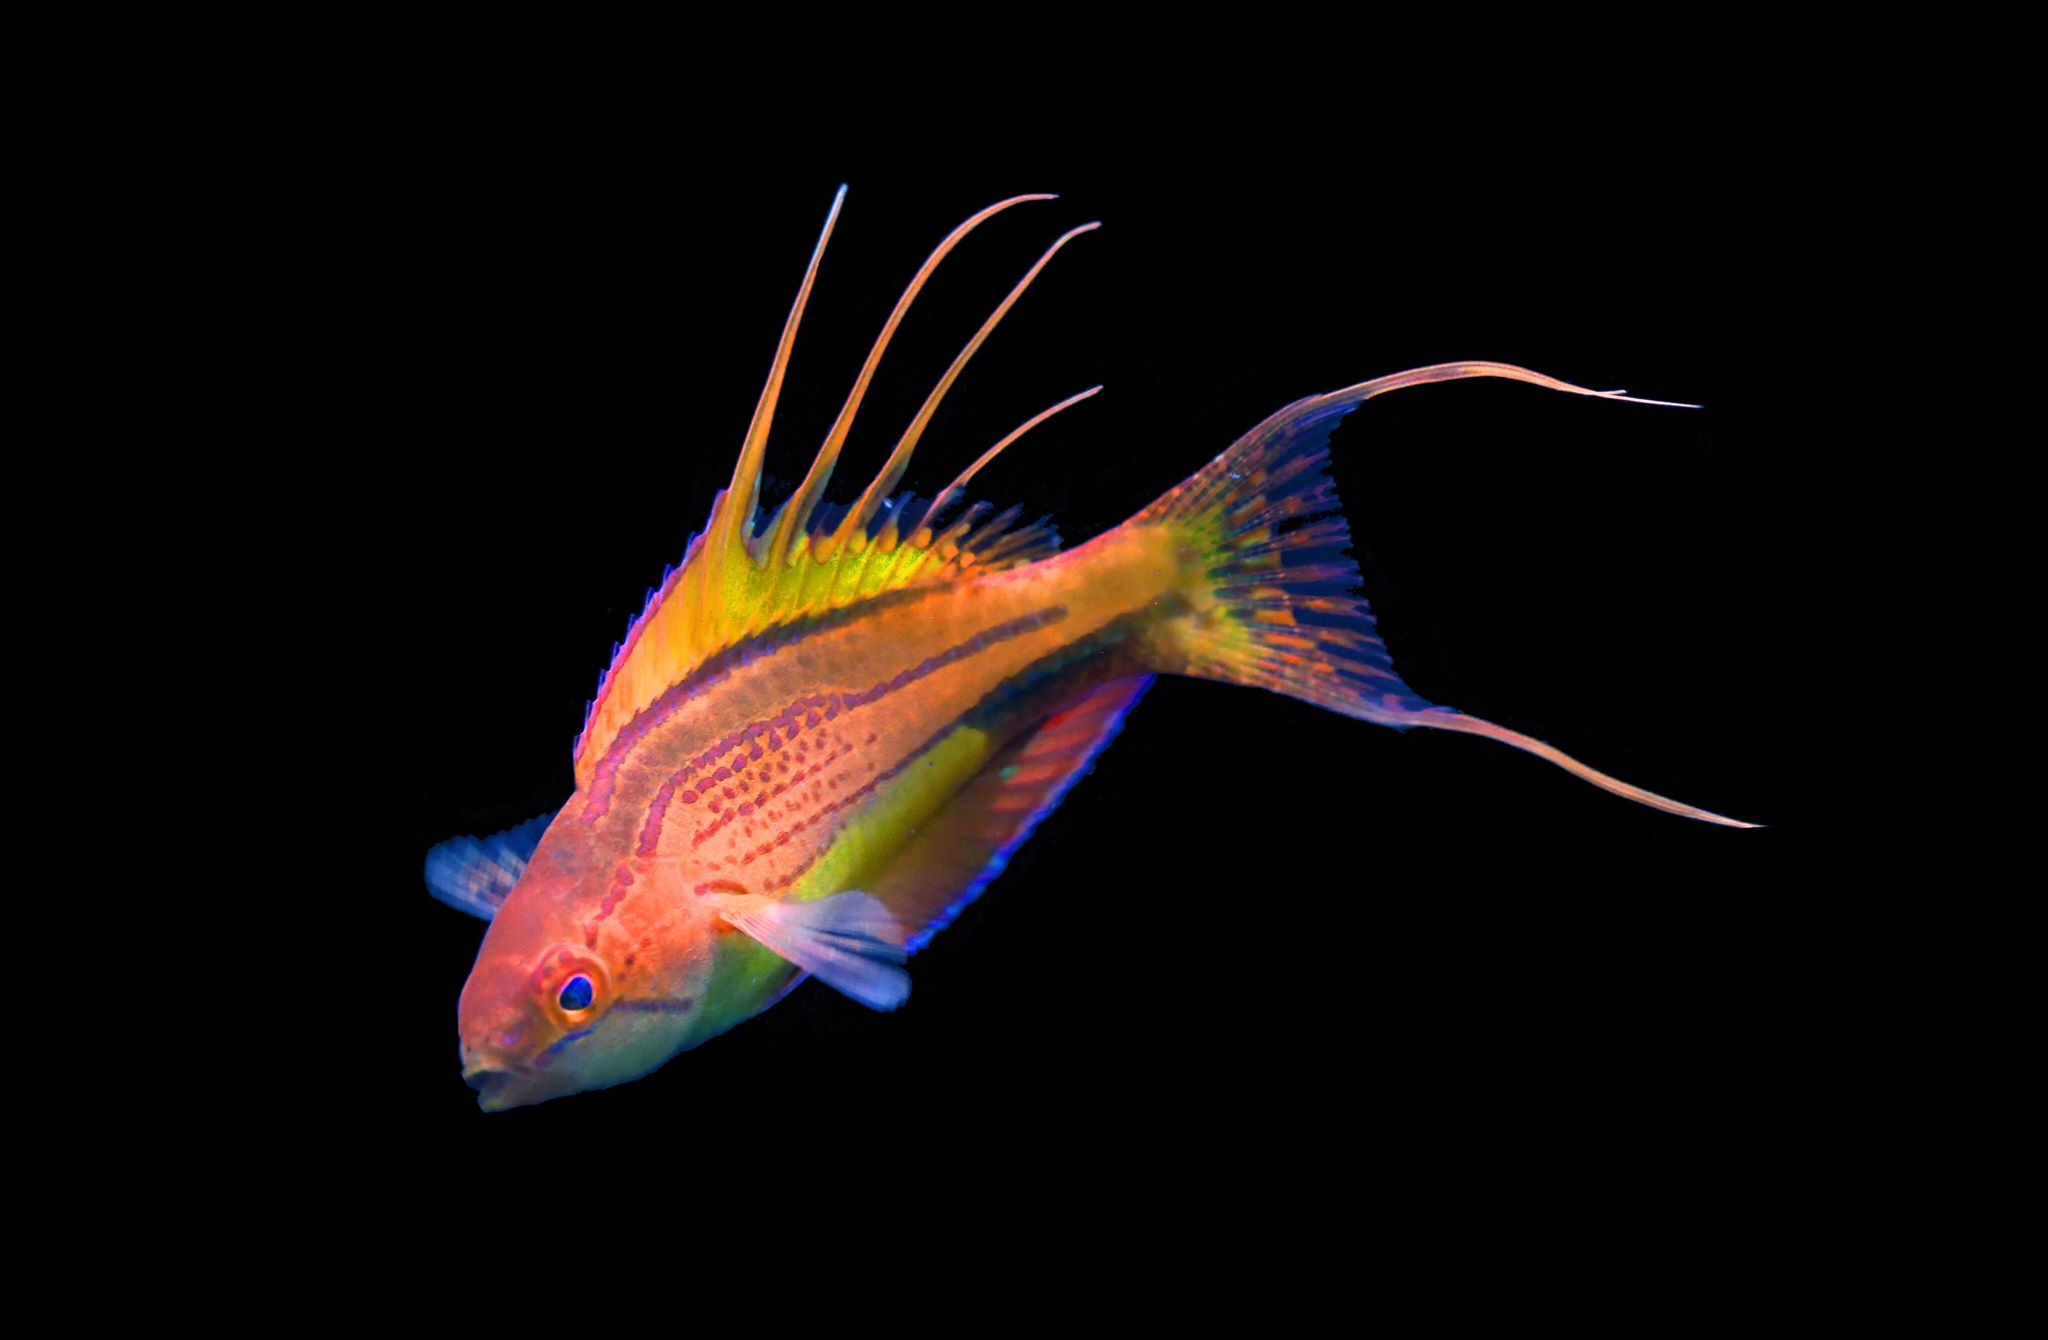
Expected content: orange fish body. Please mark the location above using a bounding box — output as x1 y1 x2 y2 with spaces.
427 189 1755 1111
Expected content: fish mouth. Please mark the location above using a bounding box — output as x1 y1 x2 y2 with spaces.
463 1065 536 1111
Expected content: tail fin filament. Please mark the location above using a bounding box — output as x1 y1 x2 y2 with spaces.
1144 362 1755 828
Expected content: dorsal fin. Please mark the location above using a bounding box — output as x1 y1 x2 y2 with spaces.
571 191 1099 787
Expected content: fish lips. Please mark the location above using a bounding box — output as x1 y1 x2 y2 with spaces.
460 1046 557 1111
464 1062 564 1111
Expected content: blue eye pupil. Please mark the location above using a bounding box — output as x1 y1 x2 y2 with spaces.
558 975 594 1011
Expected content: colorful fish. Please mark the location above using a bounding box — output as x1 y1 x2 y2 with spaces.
426 188 1756 1111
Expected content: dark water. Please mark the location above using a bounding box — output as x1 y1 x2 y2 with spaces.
333 131 1836 1238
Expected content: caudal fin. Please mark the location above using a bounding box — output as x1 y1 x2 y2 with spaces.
1137 362 1757 828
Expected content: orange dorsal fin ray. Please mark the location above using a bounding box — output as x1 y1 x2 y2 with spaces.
718 185 845 552
763 193 1057 567
570 192 1097 788
825 220 1100 556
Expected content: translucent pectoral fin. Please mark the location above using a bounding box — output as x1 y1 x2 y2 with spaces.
425 813 553 920
712 889 911 1011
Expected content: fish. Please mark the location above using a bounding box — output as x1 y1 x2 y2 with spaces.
426 187 1757 1111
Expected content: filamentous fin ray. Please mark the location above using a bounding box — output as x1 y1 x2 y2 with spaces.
827 221 1101 556
917 385 1102 541
720 184 846 557
1414 710 1761 827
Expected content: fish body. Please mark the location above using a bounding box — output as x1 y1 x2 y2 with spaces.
428 189 1755 1110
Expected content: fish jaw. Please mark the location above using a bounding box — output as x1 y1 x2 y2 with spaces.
456 968 566 1111
461 1053 564 1112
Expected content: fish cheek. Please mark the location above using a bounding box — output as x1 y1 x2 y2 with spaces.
616 892 719 999
620 928 723 1071
605 1001 703 1086
564 941 709 1088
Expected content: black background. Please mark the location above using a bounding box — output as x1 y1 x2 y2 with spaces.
331 111 1837 1216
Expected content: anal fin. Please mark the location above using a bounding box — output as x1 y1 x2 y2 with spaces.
872 674 1154 953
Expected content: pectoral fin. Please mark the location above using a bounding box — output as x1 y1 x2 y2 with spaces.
711 889 911 1012
424 813 553 920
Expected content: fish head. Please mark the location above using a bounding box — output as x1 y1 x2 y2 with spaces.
457 843 711 1111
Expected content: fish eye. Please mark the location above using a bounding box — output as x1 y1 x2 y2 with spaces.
558 974 595 1012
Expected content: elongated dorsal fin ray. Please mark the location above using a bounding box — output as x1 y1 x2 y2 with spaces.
825 221 1101 557
571 194 1098 786
718 184 846 559
765 194 1058 569
916 385 1102 543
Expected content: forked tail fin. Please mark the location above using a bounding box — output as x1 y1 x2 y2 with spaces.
1138 361 1757 828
